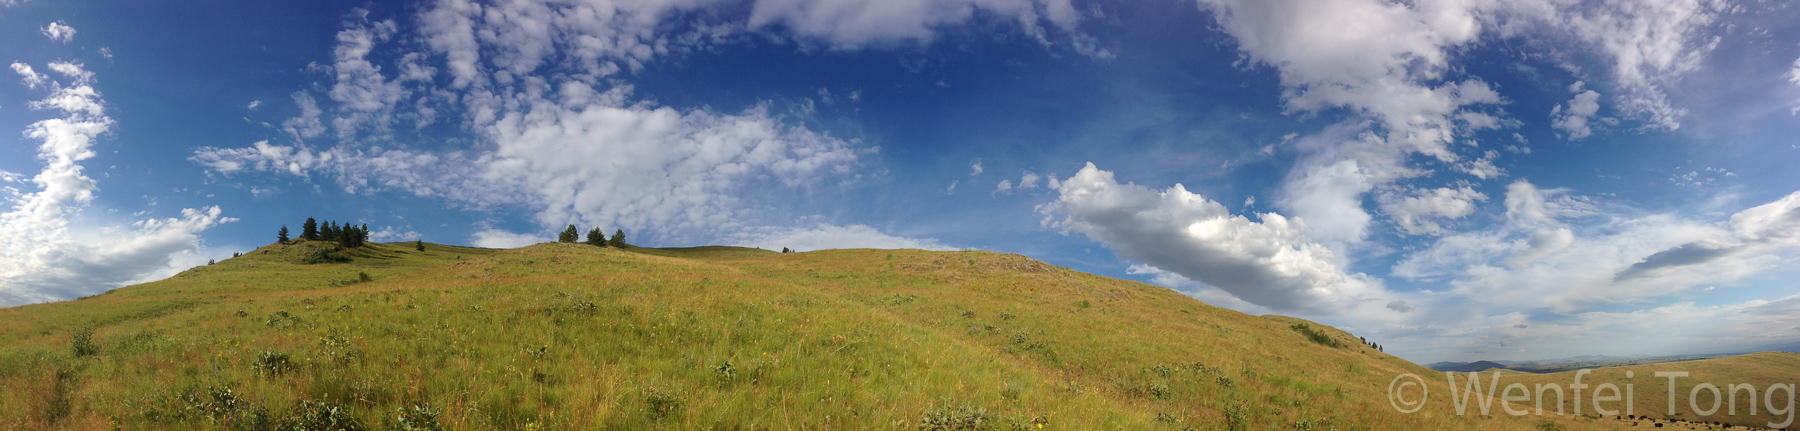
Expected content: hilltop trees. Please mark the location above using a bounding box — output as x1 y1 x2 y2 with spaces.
289 217 369 248
302 217 318 240
609 229 626 247
586 227 606 247
558 224 580 243
278 226 290 244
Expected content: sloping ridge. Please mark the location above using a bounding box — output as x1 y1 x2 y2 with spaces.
0 241 1769 430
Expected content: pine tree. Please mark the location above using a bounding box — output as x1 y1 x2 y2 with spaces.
278 226 290 244
302 217 318 240
415 240 425 252
558 224 580 243
586 227 605 246
609 229 626 247
322 221 338 242
782 247 791 253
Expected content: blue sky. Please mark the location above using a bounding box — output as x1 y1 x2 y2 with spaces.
4 0 1800 363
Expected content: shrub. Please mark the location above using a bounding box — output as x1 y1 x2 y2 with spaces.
71 327 99 356
1290 324 1344 349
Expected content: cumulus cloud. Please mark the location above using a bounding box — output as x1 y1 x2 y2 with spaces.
2 63 232 306
969 158 983 176
469 229 542 248
727 223 954 252
1041 163 1386 314
1551 81 1603 140
1377 185 1487 236
993 179 1012 194
40 21 75 42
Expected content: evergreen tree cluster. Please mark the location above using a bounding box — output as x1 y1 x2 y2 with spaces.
559 224 627 248
286 217 371 248
1359 336 1384 352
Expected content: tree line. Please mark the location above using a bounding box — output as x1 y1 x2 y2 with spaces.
277 217 370 248
559 224 627 248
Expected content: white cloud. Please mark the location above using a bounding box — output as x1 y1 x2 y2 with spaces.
197 85 863 244
1196 0 1499 164
1377 185 1487 236
469 229 543 248
1042 163 1388 314
247 100 262 110
994 179 1012 194
40 21 75 42
327 15 407 140
969 158 983 176
1392 182 1800 313
369 226 422 242
727 223 954 252
1789 56 1800 115
11 62 47 89
1541 0 1722 131
1280 158 1373 246
1 63 232 306
1551 81 1603 139
747 0 1100 55
1018 171 1040 189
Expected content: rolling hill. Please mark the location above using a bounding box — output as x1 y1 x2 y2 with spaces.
0 239 1789 430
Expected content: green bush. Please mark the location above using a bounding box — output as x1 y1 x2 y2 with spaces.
71 327 99 356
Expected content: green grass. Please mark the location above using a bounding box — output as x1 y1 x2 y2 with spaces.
0 239 1751 429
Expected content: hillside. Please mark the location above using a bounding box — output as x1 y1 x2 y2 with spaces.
0 240 1781 430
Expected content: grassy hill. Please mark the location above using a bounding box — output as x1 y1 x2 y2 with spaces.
0 240 1788 430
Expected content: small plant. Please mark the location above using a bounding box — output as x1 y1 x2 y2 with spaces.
885 293 919 305
71 327 99 356
255 350 293 376
1535 419 1565 431
997 312 1015 320
1000 383 1020 402
1075 300 1091 309
393 404 444 431
642 387 683 420
961 310 976 318
567 301 597 314
1223 401 1248 431
918 398 994 431
1215 376 1234 388
523 346 548 358
1156 412 1180 423
1152 364 1173 377
287 399 365 430
358 272 372 282
713 359 737 383
1147 383 1171 399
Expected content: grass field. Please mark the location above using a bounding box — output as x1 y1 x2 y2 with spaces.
0 239 1789 430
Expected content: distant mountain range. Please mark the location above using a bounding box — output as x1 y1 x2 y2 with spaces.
1425 360 1509 372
